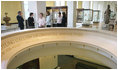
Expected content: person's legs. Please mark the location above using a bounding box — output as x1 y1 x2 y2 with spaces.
53 24 57 27
47 25 51 27
20 27 23 30
57 23 61 27
58 24 61 27
28 24 35 28
56 24 58 27
57 24 59 27
60 24 63 27
20 26 24 30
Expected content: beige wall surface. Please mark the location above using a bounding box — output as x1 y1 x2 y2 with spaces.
39 55 58 69
1 1 22 24
46 1 55 7
78 1 82 8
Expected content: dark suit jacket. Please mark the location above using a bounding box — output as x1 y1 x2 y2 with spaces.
16 15 24 27
28 17 34 27
62 16 67 27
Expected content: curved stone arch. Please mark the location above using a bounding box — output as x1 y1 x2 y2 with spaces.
7 41 116 69
1 28 117 69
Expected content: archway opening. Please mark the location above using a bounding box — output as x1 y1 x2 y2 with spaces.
7 41 116 69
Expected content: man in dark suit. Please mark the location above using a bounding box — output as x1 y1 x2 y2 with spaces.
62 12 67 27
16 11 24 30
28 13 35 28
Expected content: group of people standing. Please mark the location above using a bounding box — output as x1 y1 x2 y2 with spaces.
16 11 67 30
56 12 67 27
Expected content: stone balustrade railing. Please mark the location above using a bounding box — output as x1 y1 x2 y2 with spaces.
1 28 117 69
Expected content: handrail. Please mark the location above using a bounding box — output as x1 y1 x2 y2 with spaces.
1 28 117 69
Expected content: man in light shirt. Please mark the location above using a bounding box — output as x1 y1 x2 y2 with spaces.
46 11 52 27
57 12 62 27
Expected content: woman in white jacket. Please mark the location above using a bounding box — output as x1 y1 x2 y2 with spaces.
37 13 46 28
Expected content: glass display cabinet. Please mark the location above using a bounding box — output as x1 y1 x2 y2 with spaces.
93 10 100 23
110 11 116 20
76 9 93 22
77 9 93 26
76 9 84 23
46 6 67 27
83 9 93 22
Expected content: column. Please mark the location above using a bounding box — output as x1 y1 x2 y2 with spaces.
67 1 77 27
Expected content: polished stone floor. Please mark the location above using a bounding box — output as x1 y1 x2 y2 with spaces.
58 55 110 69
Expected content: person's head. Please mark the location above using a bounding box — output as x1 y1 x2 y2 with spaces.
62 12 66 17
108 5 110 9
39 13 43 18
30 13 33 17
46 11 50 16
58 12 61 17
18 11 22 15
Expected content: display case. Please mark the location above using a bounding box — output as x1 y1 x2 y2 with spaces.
93 10 100 23
46 6 68 27
76 9 84 23
83 9 93 22
76 9 93 26
110 11 116 20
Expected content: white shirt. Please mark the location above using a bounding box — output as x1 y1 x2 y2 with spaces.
38 17 46 27
46 15 52 25
57 16 62 24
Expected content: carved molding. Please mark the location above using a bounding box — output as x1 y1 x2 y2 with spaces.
1 28 117 69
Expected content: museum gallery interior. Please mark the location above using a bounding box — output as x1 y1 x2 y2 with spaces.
1 1 117 69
